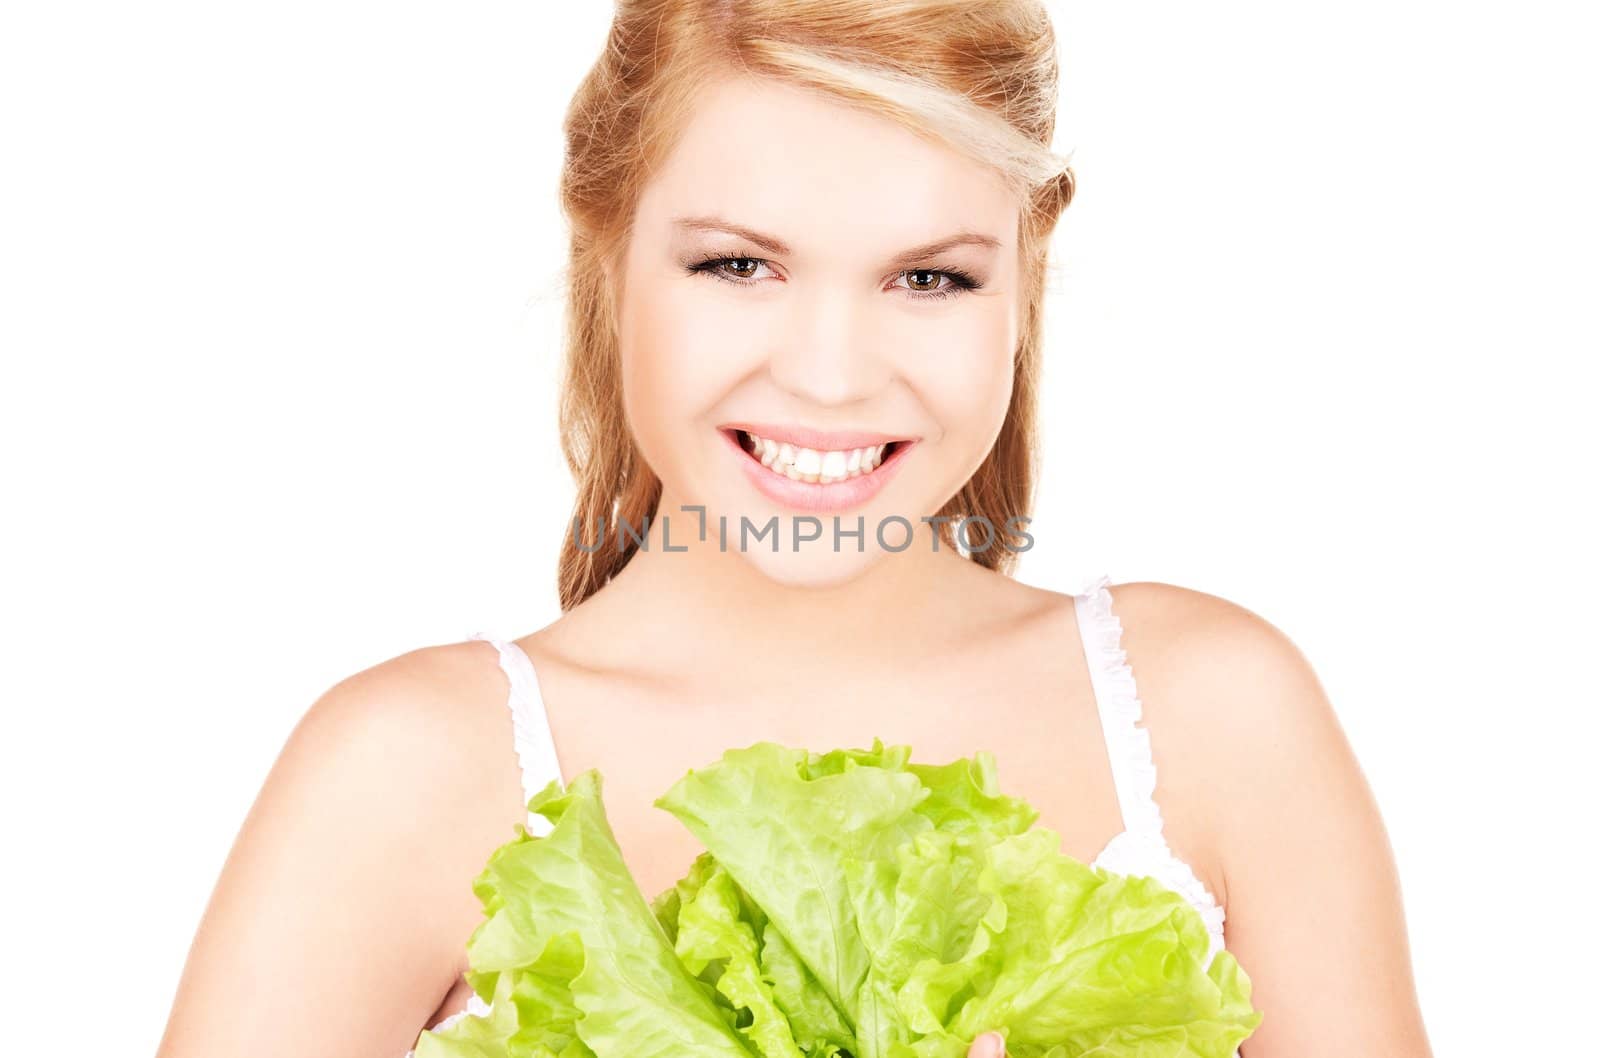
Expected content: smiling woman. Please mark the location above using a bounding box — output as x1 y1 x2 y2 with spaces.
152 2 1434 1058
597 69 1048 589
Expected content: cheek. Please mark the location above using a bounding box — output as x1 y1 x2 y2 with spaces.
906 299 1017 448
619 275 748 456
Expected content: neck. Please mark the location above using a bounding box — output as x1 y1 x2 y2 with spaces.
592 489 979 669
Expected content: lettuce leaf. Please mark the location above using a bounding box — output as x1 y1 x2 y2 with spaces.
417 740 1262 1058
416 772 754 1058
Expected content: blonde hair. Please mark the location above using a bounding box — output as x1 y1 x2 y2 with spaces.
555 0 1076 610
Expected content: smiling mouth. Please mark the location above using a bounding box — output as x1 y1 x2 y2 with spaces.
728 428 908 485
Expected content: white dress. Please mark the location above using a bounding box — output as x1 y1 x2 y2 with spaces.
405 573 1232 1056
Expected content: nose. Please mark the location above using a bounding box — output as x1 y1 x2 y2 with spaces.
766 281 894 406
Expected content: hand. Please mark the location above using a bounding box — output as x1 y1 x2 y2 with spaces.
967 1031 1006 1058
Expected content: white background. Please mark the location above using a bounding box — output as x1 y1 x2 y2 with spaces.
2 2 1594 1054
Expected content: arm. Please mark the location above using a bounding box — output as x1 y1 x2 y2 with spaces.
968 583 1434 1058
155 643 528 1058
1193 595 1434 1056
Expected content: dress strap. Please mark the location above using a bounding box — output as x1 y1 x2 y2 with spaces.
1072 575 1229 967
1073 575 1165 840
468 632 566 836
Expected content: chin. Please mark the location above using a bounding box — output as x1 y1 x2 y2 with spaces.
735 539 890 589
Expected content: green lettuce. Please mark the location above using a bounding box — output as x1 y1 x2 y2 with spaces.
415 740 1260 1058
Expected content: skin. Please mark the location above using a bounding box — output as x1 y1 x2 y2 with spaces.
157 76 1433 1058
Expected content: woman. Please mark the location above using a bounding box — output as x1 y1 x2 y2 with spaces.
156 2 1433 1056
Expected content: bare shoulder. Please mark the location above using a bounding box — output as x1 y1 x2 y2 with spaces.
156 638 526 1057
1106 581 1434 1052
1103 578 1346 761
303 638 523 782
1102 581 1356 899
278 637 530 853
1103 578 1325 694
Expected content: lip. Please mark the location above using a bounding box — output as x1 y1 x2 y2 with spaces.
718 421 914 451
718 426 916 514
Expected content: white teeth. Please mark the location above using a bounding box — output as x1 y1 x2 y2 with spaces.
740 431 895 484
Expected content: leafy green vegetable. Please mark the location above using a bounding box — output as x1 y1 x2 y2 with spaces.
415 740 1261 1058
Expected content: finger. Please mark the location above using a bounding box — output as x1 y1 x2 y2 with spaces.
967 1030 1005 1058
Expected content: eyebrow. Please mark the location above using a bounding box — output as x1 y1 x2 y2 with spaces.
671 214 1002 267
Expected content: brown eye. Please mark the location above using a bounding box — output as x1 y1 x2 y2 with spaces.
905 269 942 293
687 255 777 287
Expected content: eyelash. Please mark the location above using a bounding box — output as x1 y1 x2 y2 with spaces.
686 253 983 302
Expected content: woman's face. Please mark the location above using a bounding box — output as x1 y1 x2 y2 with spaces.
615 75 1023 586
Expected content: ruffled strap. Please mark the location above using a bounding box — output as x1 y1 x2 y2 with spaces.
403 992 493 1057
468 632 565 837
1075 575 1164 840
1075 575 1228 966
401 638 562 1058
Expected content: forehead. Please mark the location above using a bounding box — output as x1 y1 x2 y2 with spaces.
637 76 1018 254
